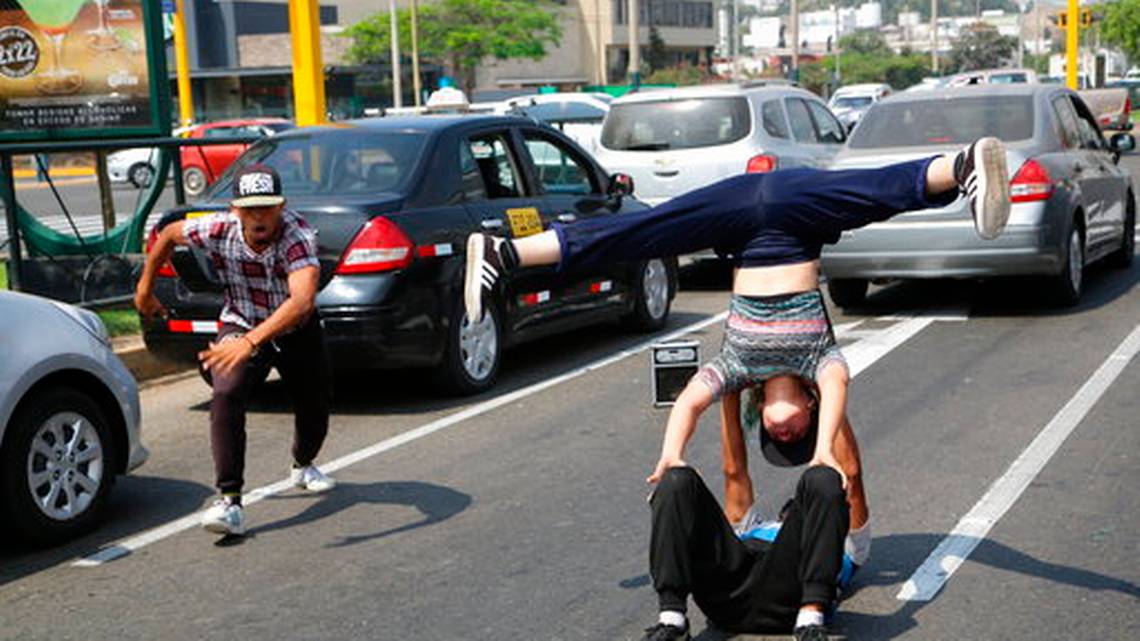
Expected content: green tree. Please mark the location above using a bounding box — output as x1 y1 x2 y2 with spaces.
947 22 1017 72
1100 0 1140 64
344 0 562 97
838 30 892 56
647 27 669 74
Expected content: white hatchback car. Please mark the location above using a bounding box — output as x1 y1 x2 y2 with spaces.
595 83 847 207
0 291 147 545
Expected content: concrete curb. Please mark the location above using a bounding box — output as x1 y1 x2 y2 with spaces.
112 335 193 384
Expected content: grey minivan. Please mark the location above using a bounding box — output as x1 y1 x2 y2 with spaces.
595 83 848 206
821 85 1135 307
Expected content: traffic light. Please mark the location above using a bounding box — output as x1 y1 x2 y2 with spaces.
1054 9 1094 28
1080 8 1093 27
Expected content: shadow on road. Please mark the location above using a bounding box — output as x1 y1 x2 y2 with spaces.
0 475 213 587
675 531 1140 640
249 480 472 548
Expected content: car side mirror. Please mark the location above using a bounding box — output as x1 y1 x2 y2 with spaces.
1110 132 1135 163
1110 132 1135 153
608 172 634 198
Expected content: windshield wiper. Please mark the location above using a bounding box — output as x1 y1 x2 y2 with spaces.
624 141 671 151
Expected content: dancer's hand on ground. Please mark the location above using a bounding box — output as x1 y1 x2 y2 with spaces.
809 451 848 490
647 456 687 484
134 291 167 321
199 338 255 378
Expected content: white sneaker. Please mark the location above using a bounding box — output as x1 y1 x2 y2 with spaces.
201 498 245 536
956 137 1011 240
291 464 336 492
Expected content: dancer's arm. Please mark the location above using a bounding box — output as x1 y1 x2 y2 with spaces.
647 379 715 483
811 363 850 487
720 391 755 524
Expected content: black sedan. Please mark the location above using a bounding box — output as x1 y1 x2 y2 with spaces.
142 115 677 394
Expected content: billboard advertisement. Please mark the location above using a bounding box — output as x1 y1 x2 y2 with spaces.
0 0 170 141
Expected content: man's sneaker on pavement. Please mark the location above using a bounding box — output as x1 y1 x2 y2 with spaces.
794 624 829 641
641 622 690 641
291 464 336 492
201 497 245 536
954 137 1011 240
464 233 513 323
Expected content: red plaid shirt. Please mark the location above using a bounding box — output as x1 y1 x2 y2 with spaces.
183 209 319 329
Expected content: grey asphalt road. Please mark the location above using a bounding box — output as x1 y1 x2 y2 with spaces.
2 167 1139 640
2 267 1138 641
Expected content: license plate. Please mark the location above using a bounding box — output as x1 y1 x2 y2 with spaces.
506 207 543 238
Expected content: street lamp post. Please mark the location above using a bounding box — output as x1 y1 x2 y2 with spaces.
629 0 641 89
389 0 402 108
931 0 939 73
411 0 421 107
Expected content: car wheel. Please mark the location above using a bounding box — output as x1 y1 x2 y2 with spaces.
1047 226 1084 306
1107 197 1135 268
183 166 208 197
622 258 672 332
128 162 155 188
433 300 501 395
827 278 868 308
1 387 116 545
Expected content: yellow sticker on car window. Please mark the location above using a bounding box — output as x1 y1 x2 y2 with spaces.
506 207 543 238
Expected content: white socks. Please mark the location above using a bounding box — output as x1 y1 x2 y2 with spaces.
845 520 872 567
794 608 825 630
659 610 687 629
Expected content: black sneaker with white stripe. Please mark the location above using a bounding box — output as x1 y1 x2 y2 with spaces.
464 233 514 322
954 137 1011 240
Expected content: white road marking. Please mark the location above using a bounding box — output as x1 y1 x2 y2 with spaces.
897 323 1140 601
75 308 939 567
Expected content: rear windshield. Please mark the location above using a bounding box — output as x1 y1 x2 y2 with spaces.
207 130 427 197
989 73 1028 84
848 96 1034 148
601 97 751 151
832 96 873 109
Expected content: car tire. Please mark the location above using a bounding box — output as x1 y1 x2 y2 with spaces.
1046 225 1084 306
1107 197 1135 268
622 258 672 332
183 166 208 197
128 162 155 188
1 387 116 546
433 298 501 395
827 278 868 308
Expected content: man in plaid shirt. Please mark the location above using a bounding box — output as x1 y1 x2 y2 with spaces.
135 164 335 537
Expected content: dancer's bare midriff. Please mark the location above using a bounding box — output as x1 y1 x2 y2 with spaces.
732 260 819 297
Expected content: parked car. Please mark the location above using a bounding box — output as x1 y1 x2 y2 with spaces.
828 83 892 130
499 93 612 154
180 118 294 197
948 68 1039 86
0 291 147 545
1080 86 1132 131
142 116 677 394
595 83 848 207
820 85 1136 307
106 126 193 188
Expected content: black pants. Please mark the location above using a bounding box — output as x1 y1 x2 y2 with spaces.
207 317 331 494
649 466 849 633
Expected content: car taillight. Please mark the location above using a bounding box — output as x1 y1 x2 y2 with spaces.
336 216 414 274
1009 159 1055 203
145 227 177 277
746 154 778 173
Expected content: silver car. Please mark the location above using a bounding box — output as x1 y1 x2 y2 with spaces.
821 85 1136 307
0 290 147 545
595 83 848 206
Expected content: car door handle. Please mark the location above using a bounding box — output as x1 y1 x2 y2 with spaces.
557 213 577 223
654 169 679 177
480 219 504 230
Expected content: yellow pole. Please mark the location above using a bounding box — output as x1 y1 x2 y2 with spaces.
173 0 193 127
289 0 327 126
1065 0 1079 89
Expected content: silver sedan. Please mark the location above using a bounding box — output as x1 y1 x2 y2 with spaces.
0 291 147 545
821 84 1136 307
